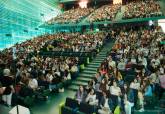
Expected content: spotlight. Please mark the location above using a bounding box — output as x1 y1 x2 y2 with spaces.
79 0 88 8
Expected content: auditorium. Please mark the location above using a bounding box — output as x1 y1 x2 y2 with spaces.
0 0 165 114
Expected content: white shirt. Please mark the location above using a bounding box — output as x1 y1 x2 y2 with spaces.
118 62 126 70
109 61 116 68
46 74 53 82
86 94 97 105
131 58 136 64
28 79 38 89
110 86 121 96
130 82 140 90
104 98 109 108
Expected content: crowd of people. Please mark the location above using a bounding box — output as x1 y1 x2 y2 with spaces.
46 0 164 24
86 4 121 22
43 32 105 52
123 0 163 19
74 25 165 114
47 8 94 24
0 31 107 107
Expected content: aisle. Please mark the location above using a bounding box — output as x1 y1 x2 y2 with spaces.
31 40 115 114
68 40 115 92
31 90 75 114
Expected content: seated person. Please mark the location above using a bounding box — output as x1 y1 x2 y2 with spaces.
1 86 13 106
75 85 87 103
98 91 111 114
85 88 98 105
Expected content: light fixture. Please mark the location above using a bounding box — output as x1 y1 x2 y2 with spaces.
79 0 88 8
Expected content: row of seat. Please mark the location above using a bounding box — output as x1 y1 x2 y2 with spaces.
60 97 95 114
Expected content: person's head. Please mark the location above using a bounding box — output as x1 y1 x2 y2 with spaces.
134 78 137 83
3 68 10 76
79 85 84 92
124 83 127 90
109 57 112 62
120 58 124 62
3 87 12 95
90 88 95 95
101 78 105 84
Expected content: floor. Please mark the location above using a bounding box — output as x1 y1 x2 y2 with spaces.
0 90 75 114
30 90 75 114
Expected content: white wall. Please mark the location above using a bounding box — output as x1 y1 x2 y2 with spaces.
158 19 165 33
113 0 122 4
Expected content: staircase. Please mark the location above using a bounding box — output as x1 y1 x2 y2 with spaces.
115 6 125 21
134 109 164 114
68 40 115 92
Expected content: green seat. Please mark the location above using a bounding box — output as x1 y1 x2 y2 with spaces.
23 96 34 106
61 106 73 114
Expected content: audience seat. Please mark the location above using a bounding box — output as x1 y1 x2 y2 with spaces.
79 102 95 114
96 91 103 104
65 97 79 110
75 111 86 114
61 106 73 114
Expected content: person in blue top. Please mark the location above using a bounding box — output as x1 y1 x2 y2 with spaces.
144 80 153 97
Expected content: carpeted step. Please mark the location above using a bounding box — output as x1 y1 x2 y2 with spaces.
97 54 107 56
92 60 103 64
95 57 106 60
80 73 93 77
67 41 115 92
72 80 87 86
82 70 97 74
79 73 94 79
77 77 92 82
88 62 101 66
84 67 97 71
68 85 79 92
93 58 105 61
134 109 164 114
96 54 107 57
87 65 100 69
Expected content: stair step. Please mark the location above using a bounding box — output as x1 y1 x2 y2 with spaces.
82 70 97 74
94 58 105 61
92 60 103 63
79 74 94 79
87 65 99 69
77 77 92 82
84 67 97 71
134 109 164 114
95 56 107 58
88 62 100 66
72 80 87 86
98 54 107 57
99 52 107 54
67 41 115 92
68 85 79 91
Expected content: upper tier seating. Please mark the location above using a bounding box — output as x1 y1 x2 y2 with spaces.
86 4 121 22
47 8 94 24
123 0 163 19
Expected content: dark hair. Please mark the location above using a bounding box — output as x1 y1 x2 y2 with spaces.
3 86 12 95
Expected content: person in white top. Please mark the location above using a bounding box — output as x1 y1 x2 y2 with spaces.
110 82 121 96
138 88 144 112
28 77 38 90
98 92 111 114
86 88 98 105
110 81 121 112
117 59 126 71
130 78 140 109
108 57 116 69
1 87 13 106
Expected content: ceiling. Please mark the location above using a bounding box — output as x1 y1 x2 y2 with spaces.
0 0 61 50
